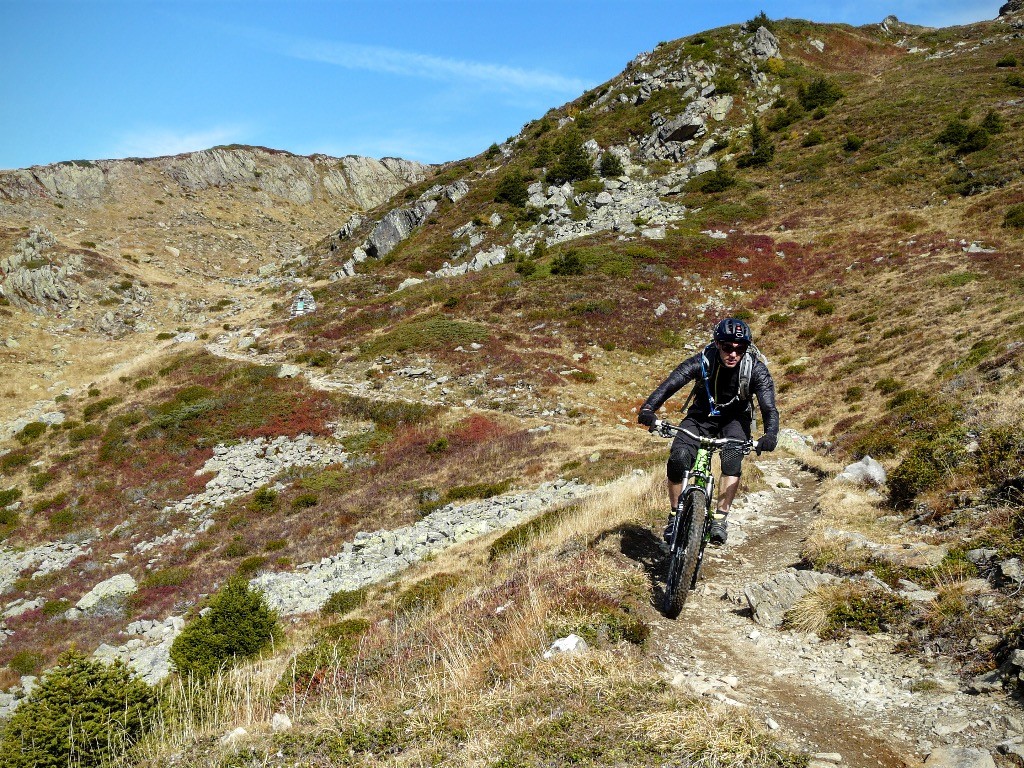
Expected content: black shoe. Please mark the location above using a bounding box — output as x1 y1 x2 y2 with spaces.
709 518 728 546
663 516 675 543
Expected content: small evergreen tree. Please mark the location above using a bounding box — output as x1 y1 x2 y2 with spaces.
981 109 1005 135
170 576 281 679
746 10 774 31
737 117 775 168
494 169 530 207
546 129 593 185
0 651 156 768
599 151 625 177
798 77 844 111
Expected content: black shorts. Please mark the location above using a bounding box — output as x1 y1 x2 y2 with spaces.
666 413 751 482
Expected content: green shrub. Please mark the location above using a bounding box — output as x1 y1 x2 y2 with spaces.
550 250 585 276
997 54 1018 67
889 447 943 509
15 422 47 445
494 169 530 207
291 492 319 510
236 555 268 576
690 168 735 193
82 396 120 422
798 77 844 110
489 505 573 561
1008 73 1024 88
1004 204 1024 229
155 332 175 340
745 10 774 31
141 566 191 589
981 110 1006 135
802 130 825 148
599 152 624 177
545 129 593 185
0 487 23 507
8 650 45 676
169 577 281 679
843 135 864 151
736 116 774 168
249 486 278 513
274 619 369 700
28 472 55 491
0 650 156 768
294 350 335 368
445 479 511 502
874 377 902 395
322 586 368 616
68 423 102 445
844 386 864 403
936 119 989 154
426 437 449 454
395 573 462 613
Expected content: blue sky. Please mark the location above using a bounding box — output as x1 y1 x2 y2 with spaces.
0 0 1003 170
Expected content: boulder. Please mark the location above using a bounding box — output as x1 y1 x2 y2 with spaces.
924 748 996 768
272 713 293 733
365 200 437 259
658 114 706 143
75 573 137 616
543 634 588 659
836 456 887 487
396 277 424 291
751 27 780 59
744 569 836 627
276 364 301 379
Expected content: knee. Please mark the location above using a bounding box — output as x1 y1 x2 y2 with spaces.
720 450 744 477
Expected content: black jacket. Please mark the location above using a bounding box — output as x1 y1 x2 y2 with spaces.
640 349 779 436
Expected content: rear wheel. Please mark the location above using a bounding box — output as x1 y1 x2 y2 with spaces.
662 489 707 619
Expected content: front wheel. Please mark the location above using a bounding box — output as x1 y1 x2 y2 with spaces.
662 489 707 619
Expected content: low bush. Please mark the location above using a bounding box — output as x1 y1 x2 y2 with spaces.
936 119 989 154
0 650 156 768
1008 73 1024 88
689 168 735 193
15 422 47 445
997 54 1018 67
249 486 278 513
169 577 281 680
495 169 530 207
82 396 121 422
550 250 585 276
291 492 319 510
322 586 368 616
274 619 369 700
1004 204 1024 229
801 130 825 148
798 77 844 110
395 573 462 613
599 152 624 177
0 487 22 507
490 505 574 561
843 135 864 151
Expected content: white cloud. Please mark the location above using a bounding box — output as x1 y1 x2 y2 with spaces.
273 35 590 95
111 126 249 160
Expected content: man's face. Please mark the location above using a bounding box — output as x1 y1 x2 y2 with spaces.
717 340 748 368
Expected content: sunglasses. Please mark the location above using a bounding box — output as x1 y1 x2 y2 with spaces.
717 342 748 354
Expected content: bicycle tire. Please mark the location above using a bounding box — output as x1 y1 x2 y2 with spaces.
663 488 707 619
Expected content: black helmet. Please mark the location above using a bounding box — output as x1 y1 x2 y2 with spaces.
713 317 752 343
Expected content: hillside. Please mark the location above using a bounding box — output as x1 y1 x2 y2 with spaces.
1 6 1024 767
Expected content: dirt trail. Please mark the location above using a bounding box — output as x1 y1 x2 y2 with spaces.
621 458 1014 768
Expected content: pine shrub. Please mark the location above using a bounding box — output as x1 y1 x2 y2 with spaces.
546 129 593 185
598 152 624 177
736 116 775 168
0 650 156 768
798 77 844 111
494 169 529 207
1004 203 1024 229
169 576 281 679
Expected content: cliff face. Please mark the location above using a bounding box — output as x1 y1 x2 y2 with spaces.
0 147 430 209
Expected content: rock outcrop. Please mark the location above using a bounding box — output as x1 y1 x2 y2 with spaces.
0 228 81 314
0 147 430 209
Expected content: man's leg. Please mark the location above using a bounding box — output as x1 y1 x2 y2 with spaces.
710 418 751 545
716 474 741 514
668 480 683 510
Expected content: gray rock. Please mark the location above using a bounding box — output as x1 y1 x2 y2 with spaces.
276 364 301 379
924 748 995 768
39 411 65 426
365 200 437 259
272 713 293 732
967 548 998 565
968 669 1003 693
751 27 780 59
836 455 887 487
396 277 424 291
744 569 836 627
658 114 706 143
76 573 137 616
1001 558 1024 584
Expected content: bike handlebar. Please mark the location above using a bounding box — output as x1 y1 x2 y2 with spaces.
649 419 757 453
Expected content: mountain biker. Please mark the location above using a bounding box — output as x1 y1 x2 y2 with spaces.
638 318 779 546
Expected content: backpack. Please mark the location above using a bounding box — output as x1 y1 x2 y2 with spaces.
684 343 771 429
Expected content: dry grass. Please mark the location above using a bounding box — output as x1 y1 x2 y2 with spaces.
117 468 799 767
